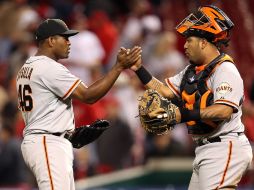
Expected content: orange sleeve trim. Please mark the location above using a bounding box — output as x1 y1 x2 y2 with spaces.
214 99 238 108
216 141 233 189
43 136 54 190
165 78 181 97
62 79 81 100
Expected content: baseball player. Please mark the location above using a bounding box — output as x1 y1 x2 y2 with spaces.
16 18 141 190
131 5 253 190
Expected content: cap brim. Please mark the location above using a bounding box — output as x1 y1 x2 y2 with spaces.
61 30 79 37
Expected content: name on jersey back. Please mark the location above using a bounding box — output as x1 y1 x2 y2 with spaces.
17 67 33 81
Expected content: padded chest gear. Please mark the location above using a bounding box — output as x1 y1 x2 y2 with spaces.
180 53 233 135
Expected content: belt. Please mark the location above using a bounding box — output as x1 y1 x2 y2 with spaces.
197 132 244 146
197 136 221 146
53 132 71 140
30 132 71 140
52 132 62 136
31 132 64 137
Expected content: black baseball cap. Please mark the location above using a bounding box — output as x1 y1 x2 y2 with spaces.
35 19 79 41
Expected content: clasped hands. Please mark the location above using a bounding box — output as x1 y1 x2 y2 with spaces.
116 46 142 70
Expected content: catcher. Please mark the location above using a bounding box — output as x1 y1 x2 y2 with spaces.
131 5 253 190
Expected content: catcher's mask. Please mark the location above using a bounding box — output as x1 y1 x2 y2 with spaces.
176 5 234 47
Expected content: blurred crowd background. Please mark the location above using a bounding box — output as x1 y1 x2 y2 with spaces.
0 0 254 189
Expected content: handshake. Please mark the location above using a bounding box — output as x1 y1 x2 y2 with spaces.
116 46 142 71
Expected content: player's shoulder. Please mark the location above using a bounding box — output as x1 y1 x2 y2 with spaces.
24 56 69 80
178 64 190 73
216 61 240 76
26 56 64 69
26 55 51 63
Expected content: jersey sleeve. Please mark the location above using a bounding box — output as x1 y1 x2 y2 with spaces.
41 62 82 100
212 62 243 111
165 66 189 97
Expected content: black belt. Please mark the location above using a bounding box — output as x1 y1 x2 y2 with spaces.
197 136 221 146
197 132 244 146
30 132 71 140
52 132 62 136
31 132 63 137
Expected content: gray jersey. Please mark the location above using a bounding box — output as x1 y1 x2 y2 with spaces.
16 56 82 136
165 61 244 138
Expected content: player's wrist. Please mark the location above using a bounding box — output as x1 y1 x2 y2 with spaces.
130 63 142 71
175 107 182 123
114 61 125 72
135 66 152 85
179 107 201 122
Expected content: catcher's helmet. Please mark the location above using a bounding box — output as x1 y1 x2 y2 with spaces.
176 5 234 46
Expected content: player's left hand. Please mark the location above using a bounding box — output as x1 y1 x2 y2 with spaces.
64 119 110 148
138 89 181 135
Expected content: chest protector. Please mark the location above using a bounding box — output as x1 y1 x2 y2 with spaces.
180 53 234 135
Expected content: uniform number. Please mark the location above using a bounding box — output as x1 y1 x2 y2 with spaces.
18 84 33 111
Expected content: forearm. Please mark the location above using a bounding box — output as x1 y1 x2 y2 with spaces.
179 104 233 123
145 78 175 99
84 64 122 103
71 64 123 103
200 104 233 121
72 46 142 103
135 66 175 99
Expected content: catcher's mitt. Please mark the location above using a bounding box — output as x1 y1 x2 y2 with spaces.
138 89 178 135
65 119 110 148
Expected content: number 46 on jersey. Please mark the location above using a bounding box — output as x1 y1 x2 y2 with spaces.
18 84 33 111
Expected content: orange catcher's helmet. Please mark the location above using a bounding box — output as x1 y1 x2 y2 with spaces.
176 5 234 46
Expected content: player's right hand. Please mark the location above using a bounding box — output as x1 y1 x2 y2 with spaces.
116 46 142 70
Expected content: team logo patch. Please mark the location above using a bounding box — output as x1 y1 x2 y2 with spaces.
216 82 232 95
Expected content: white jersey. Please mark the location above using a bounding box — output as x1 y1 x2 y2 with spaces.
165 61 244 138
16 56 82 137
